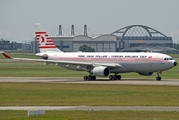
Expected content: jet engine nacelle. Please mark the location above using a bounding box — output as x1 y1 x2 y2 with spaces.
41 54 48 60
138 72 153 76
91 66 110 77
36 53 48 60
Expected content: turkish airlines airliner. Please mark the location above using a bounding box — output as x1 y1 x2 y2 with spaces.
1 23 177 81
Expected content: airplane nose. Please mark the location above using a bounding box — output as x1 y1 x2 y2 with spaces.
174 62 177 66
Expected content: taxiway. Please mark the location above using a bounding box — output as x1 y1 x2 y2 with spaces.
0 77 179 86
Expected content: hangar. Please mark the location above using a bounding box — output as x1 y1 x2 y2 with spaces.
112 25 173 52
50 34 117 52
33 24 173 53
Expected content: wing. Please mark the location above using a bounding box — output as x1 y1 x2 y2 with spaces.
1 52 123 71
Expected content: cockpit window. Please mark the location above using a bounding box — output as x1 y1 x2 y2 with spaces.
164 58 173 60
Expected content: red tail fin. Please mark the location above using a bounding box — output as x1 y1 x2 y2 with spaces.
34 23 62 53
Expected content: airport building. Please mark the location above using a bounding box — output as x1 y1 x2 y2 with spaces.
31 24 174 53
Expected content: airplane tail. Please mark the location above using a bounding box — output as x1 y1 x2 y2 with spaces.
33 23 63 53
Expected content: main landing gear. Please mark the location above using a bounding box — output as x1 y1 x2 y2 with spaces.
156 71 162 81
83 75 96 81
83 74 122 81
109 74 121 80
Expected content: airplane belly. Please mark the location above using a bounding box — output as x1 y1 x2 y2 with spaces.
150 62 174 72
110 67 130 73
123 62 152 72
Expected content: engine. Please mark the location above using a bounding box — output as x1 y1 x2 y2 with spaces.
138 72 153 76
91 66 110 77
36 53 48 60
41 54 48 60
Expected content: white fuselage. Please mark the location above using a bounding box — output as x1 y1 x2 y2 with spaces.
45 52 176 73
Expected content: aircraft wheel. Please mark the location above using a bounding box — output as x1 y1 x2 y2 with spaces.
83 76 88 81
156 77 161 81
88 76 92 81
109 75 113 80
113 75 118 80
92 76 96 81
117 75 121 80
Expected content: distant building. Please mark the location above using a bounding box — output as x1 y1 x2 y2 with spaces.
111 25 173 52
0 39 21 50
0 39 11 50
0 38 33 52
21 42 32 51
1 24 176 53
33 24 174 53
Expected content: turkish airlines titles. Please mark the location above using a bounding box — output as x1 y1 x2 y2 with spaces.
78 55 148 58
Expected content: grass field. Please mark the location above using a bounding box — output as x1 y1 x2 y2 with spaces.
1 83 179 106
1 110 179 120
1 83 179 120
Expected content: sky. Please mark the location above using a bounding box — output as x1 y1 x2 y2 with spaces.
1 0 179 43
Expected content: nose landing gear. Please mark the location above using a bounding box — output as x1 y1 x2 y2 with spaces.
156 71 162 81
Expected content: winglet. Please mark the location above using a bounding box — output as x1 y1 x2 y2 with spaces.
1 52 12 59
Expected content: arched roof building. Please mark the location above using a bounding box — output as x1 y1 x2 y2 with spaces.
111 25 172 51
33 25 173 53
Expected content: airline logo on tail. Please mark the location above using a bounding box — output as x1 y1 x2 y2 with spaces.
34 23 62 53
35 32 56 48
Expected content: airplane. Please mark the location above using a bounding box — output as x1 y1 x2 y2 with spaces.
1 23 177 81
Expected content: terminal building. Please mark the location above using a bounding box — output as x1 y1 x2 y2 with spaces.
33 24 174 53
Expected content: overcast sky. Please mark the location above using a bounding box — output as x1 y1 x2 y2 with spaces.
1 0 179 43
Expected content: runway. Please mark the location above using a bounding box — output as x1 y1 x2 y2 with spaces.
1 106 179 111
0 77 179 86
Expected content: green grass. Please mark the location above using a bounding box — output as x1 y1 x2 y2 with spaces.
169 54 179 58
0 110 179 120
0 53 38 59
1 83 179 106
0 60 88 77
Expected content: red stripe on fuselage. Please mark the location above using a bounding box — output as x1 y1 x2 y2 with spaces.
49 56 166 62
